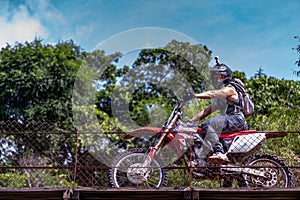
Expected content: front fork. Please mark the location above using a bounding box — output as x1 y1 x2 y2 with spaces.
142 131 168 168
145 113 180 166
138 135 168 183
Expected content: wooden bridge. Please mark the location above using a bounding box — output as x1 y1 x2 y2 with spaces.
0 187 299 200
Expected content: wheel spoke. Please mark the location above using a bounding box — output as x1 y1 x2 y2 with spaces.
241 154 293 188
110 150 167 188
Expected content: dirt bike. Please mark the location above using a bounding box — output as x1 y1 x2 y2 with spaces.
109 100 294 188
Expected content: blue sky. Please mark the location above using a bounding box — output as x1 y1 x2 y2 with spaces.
0 0 299 80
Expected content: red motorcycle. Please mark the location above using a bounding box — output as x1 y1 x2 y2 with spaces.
109 100 294 188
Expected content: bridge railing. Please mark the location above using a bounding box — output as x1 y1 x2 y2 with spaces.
0 121 299 188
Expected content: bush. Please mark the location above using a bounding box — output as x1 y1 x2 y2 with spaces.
0 172 27 188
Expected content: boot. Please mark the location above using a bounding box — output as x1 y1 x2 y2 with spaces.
208 152 229 164
189 158 206 168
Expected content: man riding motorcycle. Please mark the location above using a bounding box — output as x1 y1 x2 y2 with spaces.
189 57 248 166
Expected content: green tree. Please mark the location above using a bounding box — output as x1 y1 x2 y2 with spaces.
248 76 300 116
0 39 124 187
114 40 212 128
0 39 82 126
294 36 300 76
254 67 267 78
0 39 86 169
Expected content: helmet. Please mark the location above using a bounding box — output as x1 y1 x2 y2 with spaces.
210 62 232 89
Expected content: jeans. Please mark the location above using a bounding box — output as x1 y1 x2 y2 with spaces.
197 114 247 158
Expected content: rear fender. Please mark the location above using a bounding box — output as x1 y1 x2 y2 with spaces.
264 131 288 139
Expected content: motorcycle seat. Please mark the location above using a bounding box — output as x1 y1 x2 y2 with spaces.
196 127 258 139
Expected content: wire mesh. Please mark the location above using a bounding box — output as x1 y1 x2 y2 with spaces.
0 121 299 188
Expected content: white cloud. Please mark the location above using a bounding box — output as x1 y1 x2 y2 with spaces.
75 24 95 38
27 0 65 25
0 4 48 47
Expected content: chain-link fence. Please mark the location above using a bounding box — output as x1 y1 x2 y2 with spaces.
0 121 299 188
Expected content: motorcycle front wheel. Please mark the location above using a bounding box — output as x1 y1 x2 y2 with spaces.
239 153 294 188
109 148 168 188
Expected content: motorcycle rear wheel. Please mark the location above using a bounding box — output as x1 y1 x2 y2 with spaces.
239 153 294 188
109 148 168 188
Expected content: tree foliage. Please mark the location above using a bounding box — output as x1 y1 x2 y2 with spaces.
294 36 300 76
109 40 212 128
0 39 82 126
0 39 87 168
249 77 299 116
253 67 267 78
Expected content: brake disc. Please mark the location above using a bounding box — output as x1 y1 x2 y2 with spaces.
248 167 278 187
127 163 147 184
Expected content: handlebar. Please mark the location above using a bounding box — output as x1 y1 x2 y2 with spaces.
164 92 196 128
164 99 185 127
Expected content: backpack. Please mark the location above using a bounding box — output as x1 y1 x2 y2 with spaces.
229 78 255 117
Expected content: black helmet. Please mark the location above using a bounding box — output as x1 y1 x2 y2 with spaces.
210 56 232 89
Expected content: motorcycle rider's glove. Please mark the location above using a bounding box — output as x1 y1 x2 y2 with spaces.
183 92 195 102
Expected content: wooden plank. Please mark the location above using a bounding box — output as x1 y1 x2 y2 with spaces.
0 187 299 200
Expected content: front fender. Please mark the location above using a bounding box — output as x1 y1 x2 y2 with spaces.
124 126 161 139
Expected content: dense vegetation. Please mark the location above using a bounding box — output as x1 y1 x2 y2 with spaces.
0 38 299 187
